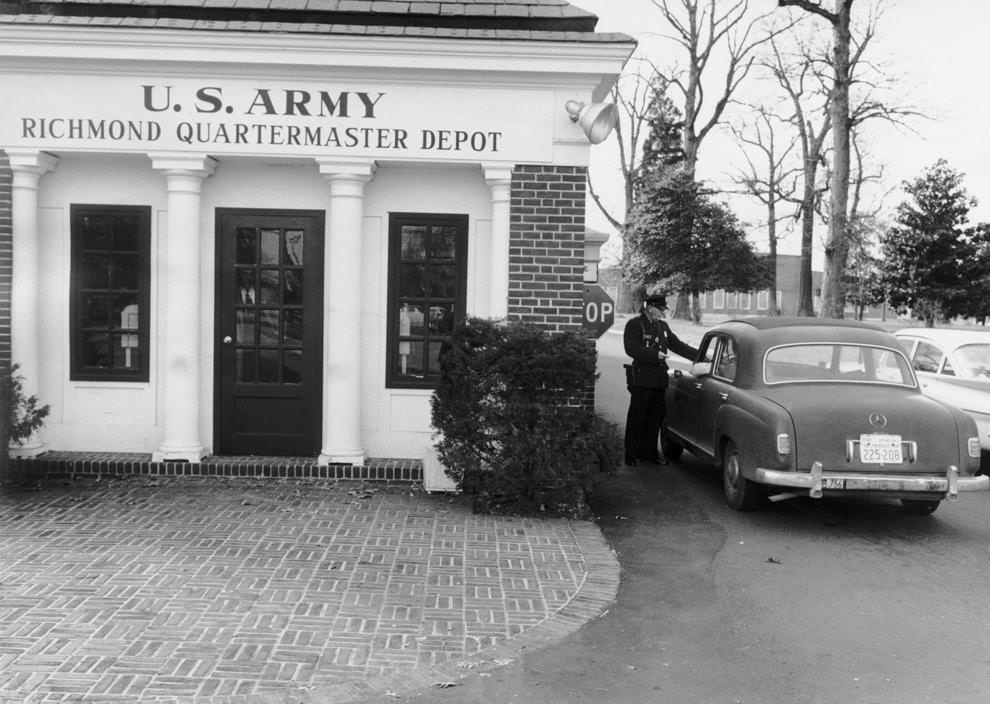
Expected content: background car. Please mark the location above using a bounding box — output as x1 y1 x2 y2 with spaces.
894 328 990 471
661 317 986 513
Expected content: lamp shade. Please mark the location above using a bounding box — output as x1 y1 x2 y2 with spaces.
565 100 619 144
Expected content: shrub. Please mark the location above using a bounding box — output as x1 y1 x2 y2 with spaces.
4 363 51 446
430 318 622 517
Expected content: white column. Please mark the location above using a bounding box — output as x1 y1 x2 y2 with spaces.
316 158 375 466
7 149 58 456
150 154 216 463
484 164 512 321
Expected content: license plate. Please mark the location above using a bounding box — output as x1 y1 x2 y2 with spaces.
822 477 846 489
860 433 903 464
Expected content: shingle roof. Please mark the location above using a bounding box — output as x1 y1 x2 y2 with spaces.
0 0 634 42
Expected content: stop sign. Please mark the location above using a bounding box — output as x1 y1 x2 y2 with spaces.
582 284 615 339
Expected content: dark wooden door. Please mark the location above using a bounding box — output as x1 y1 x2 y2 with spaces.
215 209 324 456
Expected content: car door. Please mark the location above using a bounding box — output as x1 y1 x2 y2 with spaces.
696 335 738 457
667 334 717 452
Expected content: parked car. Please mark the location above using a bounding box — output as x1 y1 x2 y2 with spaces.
894 328 990 469
661 317 987 513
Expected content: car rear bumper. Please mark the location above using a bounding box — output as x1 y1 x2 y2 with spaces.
754 463 990 501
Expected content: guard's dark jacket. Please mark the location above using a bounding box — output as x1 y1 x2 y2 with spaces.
623 313 699 388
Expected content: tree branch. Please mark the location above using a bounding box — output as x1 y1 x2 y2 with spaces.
778 0 837 23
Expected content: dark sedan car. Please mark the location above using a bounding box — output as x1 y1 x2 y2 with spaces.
661 318 988 513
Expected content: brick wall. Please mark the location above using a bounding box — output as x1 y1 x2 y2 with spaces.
509 164 595 409
508 164 586 331
0 150 11 479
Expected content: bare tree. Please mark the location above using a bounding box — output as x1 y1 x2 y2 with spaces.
729 106 802 315
762 31 831 316
778 0 857 318
587 61 668 233
653 0 798 175
825 125 894 319
645 0 798 317
762 3 912 316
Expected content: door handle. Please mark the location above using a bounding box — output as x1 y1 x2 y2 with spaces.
694 383 703 390
719 392 729 401
223 335 233 344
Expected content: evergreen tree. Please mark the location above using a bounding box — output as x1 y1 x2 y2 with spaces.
624 80 769 320
637 88 685 180
625 167 770 314
880 160 977 326
965 223 990 324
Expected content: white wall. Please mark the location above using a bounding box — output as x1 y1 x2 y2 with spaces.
37 154 165 451
33 154 494 459
360 163 492 458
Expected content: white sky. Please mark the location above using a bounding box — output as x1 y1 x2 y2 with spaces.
570 0 990 263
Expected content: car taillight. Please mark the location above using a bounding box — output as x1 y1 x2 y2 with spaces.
777 433 792 455
969 437 981 458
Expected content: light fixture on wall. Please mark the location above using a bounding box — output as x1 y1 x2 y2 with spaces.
565 100 619 144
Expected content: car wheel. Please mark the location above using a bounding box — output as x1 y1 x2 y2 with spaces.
722 440 762 511
900 499 940 515
660 430 683 461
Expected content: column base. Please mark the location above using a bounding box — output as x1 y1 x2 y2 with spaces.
152 445 205 463
318 450 366 467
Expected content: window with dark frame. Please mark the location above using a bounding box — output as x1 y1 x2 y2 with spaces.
386 213 467 388
70 205 151 381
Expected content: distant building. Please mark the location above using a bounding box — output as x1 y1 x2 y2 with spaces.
603 254 886 319
700 255 822 317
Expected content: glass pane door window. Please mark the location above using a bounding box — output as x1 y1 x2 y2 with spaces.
232 226 306 384
70 205 151 381
387 214 467 388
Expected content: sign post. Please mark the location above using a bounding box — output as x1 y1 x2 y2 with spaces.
582 284 615 339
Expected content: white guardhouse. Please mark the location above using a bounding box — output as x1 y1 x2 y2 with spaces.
0 0 633 473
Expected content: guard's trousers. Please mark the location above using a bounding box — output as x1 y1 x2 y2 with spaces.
625 385 666 462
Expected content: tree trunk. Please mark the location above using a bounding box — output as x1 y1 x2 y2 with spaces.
767 202 780 316
674 288 692 319
820 0 853 319
797 175 817 317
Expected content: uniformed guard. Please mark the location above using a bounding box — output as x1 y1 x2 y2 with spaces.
622 294 699 466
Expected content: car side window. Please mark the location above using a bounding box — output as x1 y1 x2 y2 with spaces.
896 337 917 356
912 341 945 374
714 337 738 381
695 336 717 374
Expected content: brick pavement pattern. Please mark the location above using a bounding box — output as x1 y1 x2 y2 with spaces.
0 477 619 703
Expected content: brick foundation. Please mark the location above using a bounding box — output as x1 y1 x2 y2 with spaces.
0 151 10 482
10 452 423 483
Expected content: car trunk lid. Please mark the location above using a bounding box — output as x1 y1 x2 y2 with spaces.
766 385 961 473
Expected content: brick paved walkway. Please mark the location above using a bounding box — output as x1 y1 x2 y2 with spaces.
0 476 619 703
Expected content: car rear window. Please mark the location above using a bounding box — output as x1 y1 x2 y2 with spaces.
955 343 990 380
764 343 915 386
